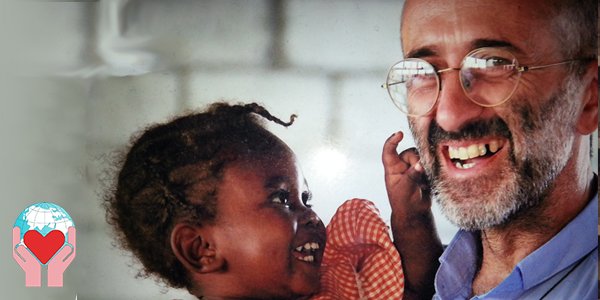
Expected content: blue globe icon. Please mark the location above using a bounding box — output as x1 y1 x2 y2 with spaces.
13 202 75 247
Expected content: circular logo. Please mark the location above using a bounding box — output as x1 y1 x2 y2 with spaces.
14 202 75 264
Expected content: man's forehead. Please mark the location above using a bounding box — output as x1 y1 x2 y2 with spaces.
400 0 555 57
402 0 553 13
401 0 552 30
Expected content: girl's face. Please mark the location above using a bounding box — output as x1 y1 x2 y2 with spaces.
209 148 326 299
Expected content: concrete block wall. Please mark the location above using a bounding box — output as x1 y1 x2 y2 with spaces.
2 1 596 299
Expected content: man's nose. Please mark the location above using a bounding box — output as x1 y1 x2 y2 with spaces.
433 71 484 132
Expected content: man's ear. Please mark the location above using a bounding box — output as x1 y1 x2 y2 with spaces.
170 223 224 274
575 60 598 135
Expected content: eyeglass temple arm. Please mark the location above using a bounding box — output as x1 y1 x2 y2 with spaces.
382 67 461 89
382 82 404 89
517 60 579 72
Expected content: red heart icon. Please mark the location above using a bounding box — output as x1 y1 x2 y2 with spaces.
23 230 65 264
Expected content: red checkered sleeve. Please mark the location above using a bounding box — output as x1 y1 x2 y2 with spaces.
312 199 404 300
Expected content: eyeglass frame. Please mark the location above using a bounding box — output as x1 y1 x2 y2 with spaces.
382 47 585 117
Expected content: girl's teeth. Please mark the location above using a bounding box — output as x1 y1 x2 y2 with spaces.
296 242 320 253
302 255 314 262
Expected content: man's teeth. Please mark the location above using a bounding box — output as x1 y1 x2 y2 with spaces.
489 140 499 153
448 140 502 161
448 140 503 170
455 162 475 169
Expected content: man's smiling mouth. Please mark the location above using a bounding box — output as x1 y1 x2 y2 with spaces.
426 118 512 171
447 139 506 170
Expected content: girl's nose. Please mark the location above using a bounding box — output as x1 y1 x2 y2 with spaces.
300 208 323 228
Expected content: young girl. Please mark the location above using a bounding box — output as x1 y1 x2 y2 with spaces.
105 102 405 299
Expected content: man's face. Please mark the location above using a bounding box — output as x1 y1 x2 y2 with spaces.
401 0 584 230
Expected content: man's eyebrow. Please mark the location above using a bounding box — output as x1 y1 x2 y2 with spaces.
405 40 524 59
471 39 523 54
405 47 437 59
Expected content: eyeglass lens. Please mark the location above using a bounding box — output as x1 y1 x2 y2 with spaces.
386 48 522 116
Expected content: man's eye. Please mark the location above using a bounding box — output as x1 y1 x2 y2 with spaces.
487 57 512 66
271 190 290 206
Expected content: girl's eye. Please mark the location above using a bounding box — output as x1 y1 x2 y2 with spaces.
302 191 313 208
271 190 290 206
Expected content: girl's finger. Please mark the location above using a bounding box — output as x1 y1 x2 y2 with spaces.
398 147 420 167
382 131 404 167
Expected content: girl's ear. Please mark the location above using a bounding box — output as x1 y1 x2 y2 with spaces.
575 60 598 135
170 223 225 274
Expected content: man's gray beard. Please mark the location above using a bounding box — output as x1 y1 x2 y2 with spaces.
410 76 582 231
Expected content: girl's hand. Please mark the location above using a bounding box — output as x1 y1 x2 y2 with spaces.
382 131 431 221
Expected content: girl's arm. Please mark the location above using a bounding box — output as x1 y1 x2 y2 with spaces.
382 132 443 300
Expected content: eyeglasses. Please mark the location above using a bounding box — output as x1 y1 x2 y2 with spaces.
382 47 581 117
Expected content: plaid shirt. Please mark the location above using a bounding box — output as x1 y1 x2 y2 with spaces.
312 199 404 300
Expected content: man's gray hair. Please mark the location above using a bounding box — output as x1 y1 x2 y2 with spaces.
550 0 597 74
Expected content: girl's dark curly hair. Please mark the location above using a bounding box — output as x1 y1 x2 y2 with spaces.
104 102 296 290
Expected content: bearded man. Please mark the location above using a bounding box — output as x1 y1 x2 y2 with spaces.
382 0 598 299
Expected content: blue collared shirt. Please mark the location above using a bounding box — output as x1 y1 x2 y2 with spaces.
434 194 598 300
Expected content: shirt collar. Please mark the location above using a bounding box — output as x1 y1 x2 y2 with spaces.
435 193 598 298
517 193 598 289
435 229 479 298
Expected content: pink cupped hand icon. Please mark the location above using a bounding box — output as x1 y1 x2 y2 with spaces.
12 227 41 287
48 227 76 287
13 226 76 287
